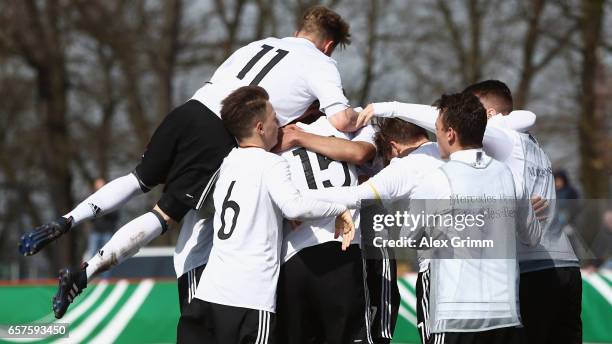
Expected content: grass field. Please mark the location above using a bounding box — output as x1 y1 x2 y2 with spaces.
0 271 610 343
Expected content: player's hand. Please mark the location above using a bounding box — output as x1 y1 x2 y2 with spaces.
355 104 375 128
531 195 549 221
335 210 355 251
272 124 304 152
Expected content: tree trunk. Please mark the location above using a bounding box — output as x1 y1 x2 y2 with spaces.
578 0 608 198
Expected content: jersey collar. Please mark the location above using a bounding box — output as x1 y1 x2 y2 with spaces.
449 148 489 165
284 36 320 51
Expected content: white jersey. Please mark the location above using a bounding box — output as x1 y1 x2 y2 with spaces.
191 37 349 126
195 148 347 312
303 142 443 271
280 117 376 263
173 198 214 278
412 149 541 333
497 130 579 271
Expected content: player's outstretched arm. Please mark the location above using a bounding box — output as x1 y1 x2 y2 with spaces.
366 102 439 132
265 159 347 220
265 159 355 250
488 110 536 132
366 102 537 133
328 107 364 132
279 124 375 165
19 173 145 256
481 110 536 162
365 101 538 163
304 160 409 209
303 185 366 209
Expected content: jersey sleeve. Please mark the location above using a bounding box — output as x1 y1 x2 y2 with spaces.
488 110 536 132
372 102 438 132
366 161 416 201
303 159 420 208
302 183 374 209
481 110 536 162
306 58 350 117
264 158 348 220
372 101 519 162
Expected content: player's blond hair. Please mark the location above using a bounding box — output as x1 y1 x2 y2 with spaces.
298 6 351 49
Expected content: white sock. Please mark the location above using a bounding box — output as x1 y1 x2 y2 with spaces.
64 173 143 226
85 212 164 279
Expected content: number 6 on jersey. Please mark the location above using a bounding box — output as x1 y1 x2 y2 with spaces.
218 181 240 240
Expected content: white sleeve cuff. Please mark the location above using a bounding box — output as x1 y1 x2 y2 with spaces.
323 103 350 117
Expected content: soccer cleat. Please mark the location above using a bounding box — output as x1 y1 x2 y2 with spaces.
18 216 73 256
52 266 87 319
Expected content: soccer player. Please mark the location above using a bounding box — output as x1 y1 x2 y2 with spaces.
302 117 442 344
343 101 536 343
20 5 366 318
274 110 376 343
177 86 354 344
409 92 541 343
463 80 581 344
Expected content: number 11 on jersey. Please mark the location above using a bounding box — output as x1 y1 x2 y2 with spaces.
236 44 289 86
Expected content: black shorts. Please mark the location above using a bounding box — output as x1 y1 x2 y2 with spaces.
364 248 400 344
426 327 526 344
519 266 582 344
416 268 431 344
276 242 367 344
177 265 205 314
134 99 236 221
177 299 275 344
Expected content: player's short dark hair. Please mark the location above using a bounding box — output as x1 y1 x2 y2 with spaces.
374 118 428 165
298 6 351 49
437 92 487 148
462 80 513 115
221 86 269 140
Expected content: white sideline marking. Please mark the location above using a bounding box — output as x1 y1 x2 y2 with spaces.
599 270 612 284
404 275 418 289
52 280 128 344
397 281 417 312
398 304 417 326
61 281 109 324
3 281 109 343
88 279 154 344
583 274 612 306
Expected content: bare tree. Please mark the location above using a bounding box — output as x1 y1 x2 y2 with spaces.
214 0 249 59
514 0 580 108
73 1 153 148
0 0 76 268
435 0 485 86
357 0 380 106
578 0 608 198
150 0 184 121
